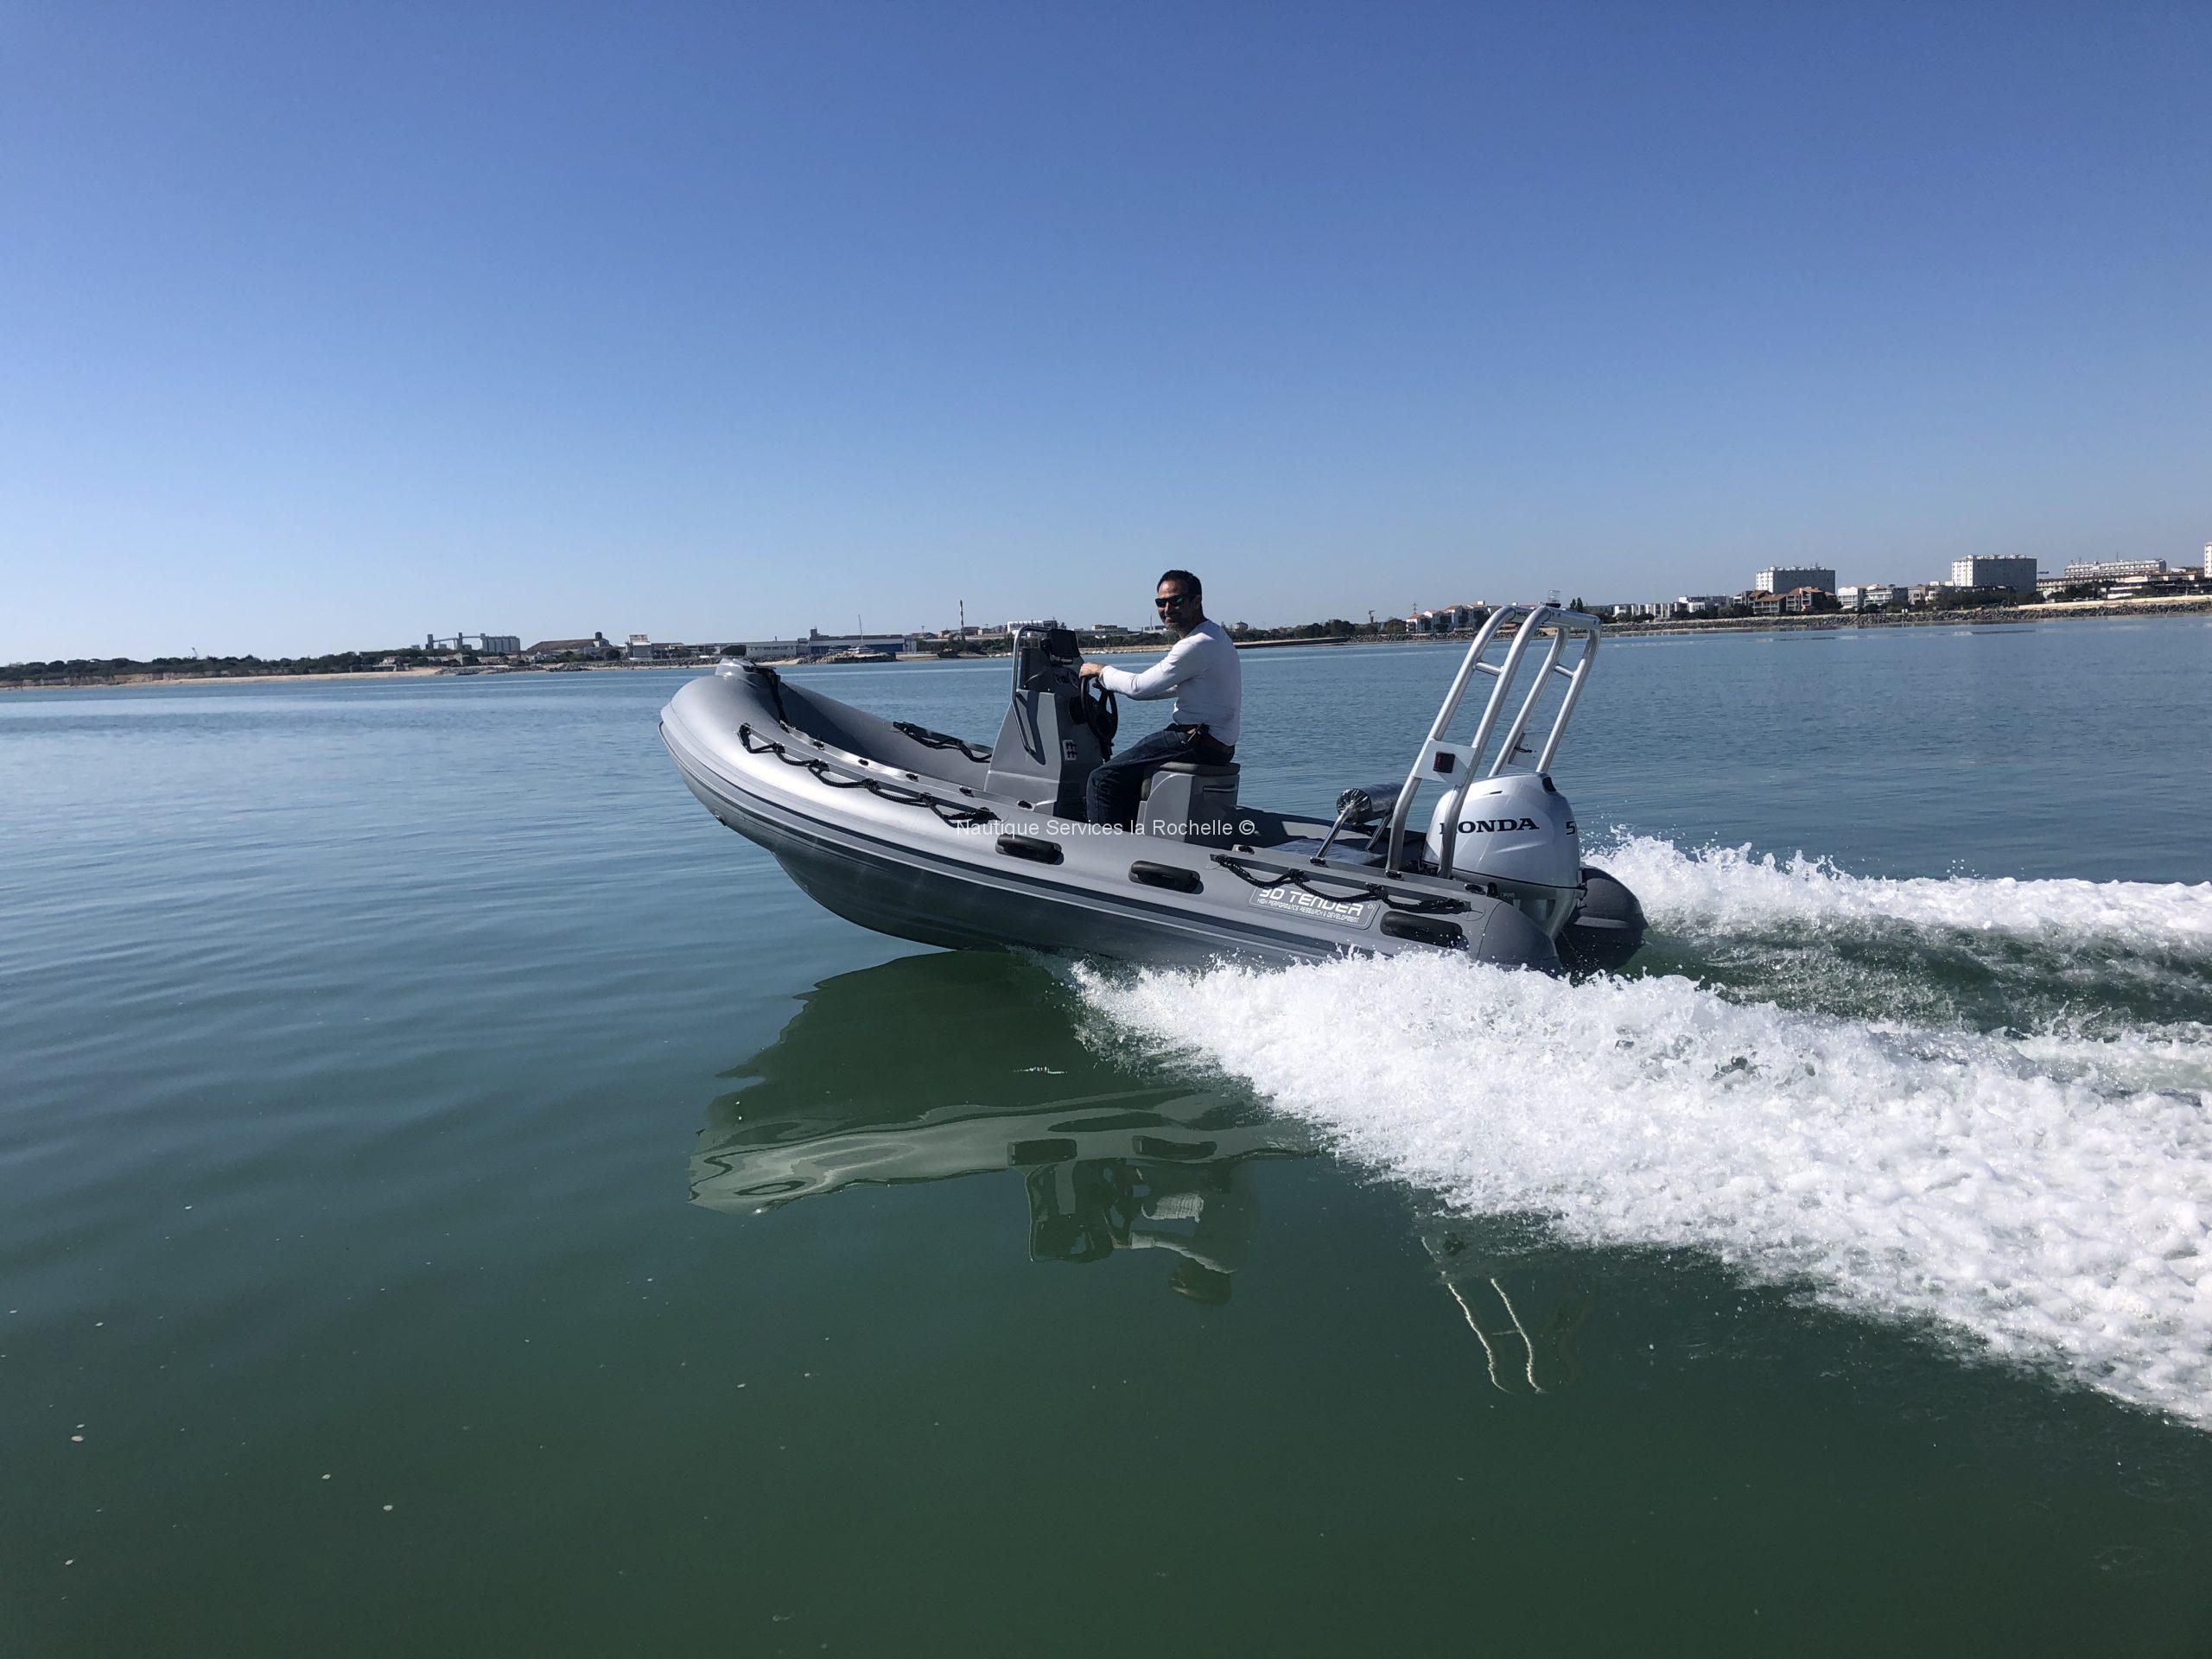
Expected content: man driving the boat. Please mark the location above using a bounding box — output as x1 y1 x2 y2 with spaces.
1078 569 1242 829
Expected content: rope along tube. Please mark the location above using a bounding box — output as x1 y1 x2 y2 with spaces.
739 724 996 828
1210 854 1470 914
745 663 791 725
893 721 994 765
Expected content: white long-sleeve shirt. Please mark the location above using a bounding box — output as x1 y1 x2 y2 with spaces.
1096 619 1243 747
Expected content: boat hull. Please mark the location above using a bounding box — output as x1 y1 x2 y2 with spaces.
662 667 1565 971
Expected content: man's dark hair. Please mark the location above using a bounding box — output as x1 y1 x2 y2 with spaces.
1156 569 1202 600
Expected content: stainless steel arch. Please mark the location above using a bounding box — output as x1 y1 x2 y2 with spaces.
1379 605 1603 878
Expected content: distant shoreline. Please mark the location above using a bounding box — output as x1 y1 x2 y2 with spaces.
1 665 457 692
9 596 2208 690
1595 594 2212 639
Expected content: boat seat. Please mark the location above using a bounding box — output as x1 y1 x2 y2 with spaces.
1135 760 1242 843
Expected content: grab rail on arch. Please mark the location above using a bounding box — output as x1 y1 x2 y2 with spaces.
1378 604 1604 879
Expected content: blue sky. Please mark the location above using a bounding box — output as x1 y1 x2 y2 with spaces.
3 1 2208 658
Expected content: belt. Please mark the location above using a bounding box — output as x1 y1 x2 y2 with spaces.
1171 723 1235 759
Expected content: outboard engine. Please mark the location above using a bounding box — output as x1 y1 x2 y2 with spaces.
1371 602 1649 971
1427 771 1583 936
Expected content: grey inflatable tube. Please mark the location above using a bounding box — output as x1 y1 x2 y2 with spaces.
1554 865 1647 974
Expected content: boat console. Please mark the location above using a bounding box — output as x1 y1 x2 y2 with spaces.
982 627 1117 818
978 626 1241 839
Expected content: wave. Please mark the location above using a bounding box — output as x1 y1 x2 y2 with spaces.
1592 834 2212 955
1076 953 2212 1428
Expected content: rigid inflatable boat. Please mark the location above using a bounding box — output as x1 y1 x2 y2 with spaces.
658 603 1646 973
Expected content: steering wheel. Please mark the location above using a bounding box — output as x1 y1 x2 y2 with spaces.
1079 677 1119 759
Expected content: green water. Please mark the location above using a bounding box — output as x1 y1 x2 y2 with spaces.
5 621 2210 1654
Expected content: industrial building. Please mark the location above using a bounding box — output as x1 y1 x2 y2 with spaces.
425 631 522 655
803 628 916 658
523 632 614 661
721 629 919 660
2062 558 2166 582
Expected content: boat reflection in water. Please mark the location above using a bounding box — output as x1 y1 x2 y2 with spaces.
693 950 1588 1372
691 952 1308 1303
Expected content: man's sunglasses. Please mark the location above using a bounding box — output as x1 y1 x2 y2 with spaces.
1154 593 1194 609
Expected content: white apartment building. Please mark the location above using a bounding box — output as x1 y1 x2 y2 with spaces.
1836 584 1905 611
1754 566 1836 594
1948 556 2038 594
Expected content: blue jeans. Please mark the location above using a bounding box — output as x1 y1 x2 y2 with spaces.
1084 726 1231 828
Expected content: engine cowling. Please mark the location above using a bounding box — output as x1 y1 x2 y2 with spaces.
1427 772 1583 933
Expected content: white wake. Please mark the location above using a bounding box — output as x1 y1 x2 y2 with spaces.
1078 952 2212 1427
1592 833 2212 952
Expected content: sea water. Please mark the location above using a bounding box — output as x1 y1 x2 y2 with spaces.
3 619 2209 1653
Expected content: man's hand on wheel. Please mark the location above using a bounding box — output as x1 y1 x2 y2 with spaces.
1077 662 1103 682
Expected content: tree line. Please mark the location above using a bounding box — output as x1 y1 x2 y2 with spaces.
1 647 451 686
